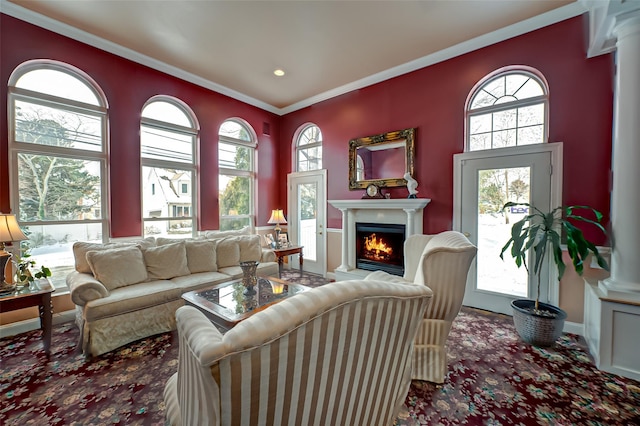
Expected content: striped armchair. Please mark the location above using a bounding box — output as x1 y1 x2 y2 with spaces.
163 279 432 426
366 231 477 383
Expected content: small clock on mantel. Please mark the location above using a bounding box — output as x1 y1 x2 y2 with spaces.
362 183 385 199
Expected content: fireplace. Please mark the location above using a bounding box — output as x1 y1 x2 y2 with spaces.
356 222 405 276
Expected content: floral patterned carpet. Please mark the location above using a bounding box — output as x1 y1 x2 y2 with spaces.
1 274 639 425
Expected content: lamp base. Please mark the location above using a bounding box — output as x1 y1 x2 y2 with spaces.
0 281 16 295
0 251 16 294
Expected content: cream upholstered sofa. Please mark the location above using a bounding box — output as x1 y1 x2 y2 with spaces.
163 279 433 426
365 231 477 383
67 230 278 357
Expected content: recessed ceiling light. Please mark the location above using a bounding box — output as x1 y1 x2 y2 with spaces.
273 69 285 77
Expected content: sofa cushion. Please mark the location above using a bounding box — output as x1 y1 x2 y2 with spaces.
185 240 217 273
203 226 250 240
218 261 279 279
86 246 148 291
156 236 204 246
171 271 231 293
142 242 190 280
73 237 156 273
216 238 240 268
237 235 262 262
83 280 181 322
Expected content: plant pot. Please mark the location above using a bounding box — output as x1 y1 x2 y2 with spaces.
511 299 567 347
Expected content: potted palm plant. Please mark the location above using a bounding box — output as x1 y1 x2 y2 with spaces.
500 202 609 346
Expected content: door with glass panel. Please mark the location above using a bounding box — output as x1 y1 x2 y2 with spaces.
287 171 326 276
456 147 556 315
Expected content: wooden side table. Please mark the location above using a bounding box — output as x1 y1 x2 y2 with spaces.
272 245 304 278
0 279 54 356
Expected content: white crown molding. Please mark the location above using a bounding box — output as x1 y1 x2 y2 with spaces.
581 0 640 57
2 0 586 116
0 0 280 115
280 2 587 115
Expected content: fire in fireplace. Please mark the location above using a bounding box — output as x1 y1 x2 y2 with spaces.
356 222 405 276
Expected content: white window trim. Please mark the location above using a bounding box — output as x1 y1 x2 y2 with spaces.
141 97 199 237
465 67 550 152
7 61 109 293
218 120 257 230
293 123 323 172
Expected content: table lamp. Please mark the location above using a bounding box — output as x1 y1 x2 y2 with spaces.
0 213 28 294
268 209 287 249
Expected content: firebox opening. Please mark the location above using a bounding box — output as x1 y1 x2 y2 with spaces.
356 222 405 276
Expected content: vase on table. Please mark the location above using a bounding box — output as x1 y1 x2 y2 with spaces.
240 261 258 296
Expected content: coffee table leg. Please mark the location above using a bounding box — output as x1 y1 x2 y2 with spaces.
40 292 53 356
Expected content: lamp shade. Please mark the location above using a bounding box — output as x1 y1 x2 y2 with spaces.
0 214 27 243
268 209 287 225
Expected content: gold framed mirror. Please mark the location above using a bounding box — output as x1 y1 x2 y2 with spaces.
348 128 415 190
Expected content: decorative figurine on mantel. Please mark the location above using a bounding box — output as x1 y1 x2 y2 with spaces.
404 172 419 199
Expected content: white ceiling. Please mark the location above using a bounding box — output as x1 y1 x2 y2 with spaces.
2 0 584 114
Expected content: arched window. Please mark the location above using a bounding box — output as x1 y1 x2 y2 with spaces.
8 60 108 290
141 97 198 237
295 124 323 171
466 68 549 151
218 119 256 230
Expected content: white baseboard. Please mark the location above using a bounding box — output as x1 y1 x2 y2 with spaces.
0 309 76 339
564 320 584 336
326 271 336 281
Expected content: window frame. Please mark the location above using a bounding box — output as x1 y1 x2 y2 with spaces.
294 123 323 172
465 67 549 152
140 96 199 238
218 119 257 231
7 60 109 292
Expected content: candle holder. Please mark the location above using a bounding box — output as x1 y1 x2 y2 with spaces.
239 261 258 296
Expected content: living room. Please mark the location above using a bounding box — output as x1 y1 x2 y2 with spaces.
1 0 639 424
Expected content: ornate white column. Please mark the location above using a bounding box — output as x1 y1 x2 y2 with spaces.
583 2 640 382
600 13 640 301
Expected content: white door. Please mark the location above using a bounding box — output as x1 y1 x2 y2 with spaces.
287 170 327 276
454 144 562 315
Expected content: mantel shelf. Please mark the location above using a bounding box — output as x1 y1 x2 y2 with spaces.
328 198 431 210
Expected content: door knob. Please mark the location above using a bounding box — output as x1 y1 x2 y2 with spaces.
463 232 471 237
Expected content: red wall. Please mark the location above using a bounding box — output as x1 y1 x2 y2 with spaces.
1 14 614 244
280 15 614 244
0 14 281 237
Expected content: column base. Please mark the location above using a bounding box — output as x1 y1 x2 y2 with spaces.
598 278 640 303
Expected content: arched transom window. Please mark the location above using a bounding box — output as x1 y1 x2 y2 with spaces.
466 69 549 151
296 124 322 171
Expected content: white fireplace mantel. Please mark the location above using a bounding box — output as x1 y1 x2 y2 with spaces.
328 198 430 280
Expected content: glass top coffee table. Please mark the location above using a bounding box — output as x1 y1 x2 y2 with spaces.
182 276 309 331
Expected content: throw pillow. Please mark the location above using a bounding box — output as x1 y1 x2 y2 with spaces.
86 246 148 291
204 226 251 240
184 240 217 273
73 237 156 274
142 241 190 280
216 238 240 268
156 236 204 246
237 235 262 262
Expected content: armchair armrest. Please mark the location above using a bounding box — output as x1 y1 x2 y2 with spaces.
261 248 276 263
174 306 224 425
67 271 109 306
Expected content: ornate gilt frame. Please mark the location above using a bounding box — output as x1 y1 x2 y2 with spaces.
348 127 415 190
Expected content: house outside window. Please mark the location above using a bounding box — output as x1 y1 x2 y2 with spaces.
141 97 198 238
218 119 256 231
466 68 549 151
296 124 322 171
8 60 108 290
